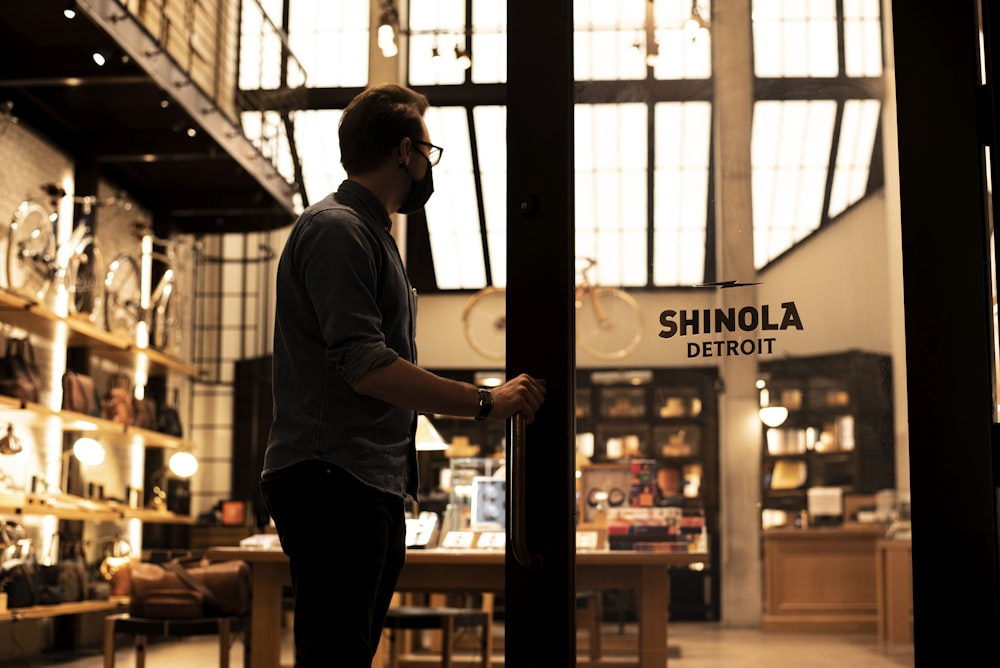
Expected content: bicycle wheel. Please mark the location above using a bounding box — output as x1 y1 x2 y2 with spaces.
103 253 142 339
576 287 643 360
65 242 104 321
6 199 55 298
151 271 180 352
461 286 507 361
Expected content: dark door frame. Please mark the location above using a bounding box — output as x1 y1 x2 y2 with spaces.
892 1 1000 663
505 0 577 666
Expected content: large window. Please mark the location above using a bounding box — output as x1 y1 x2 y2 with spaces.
242 0 884 291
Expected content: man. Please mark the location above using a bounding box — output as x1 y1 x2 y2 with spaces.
260 83 546 667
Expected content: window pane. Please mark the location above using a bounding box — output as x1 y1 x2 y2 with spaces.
472 0 507 84
752 100 836 267
653 0 712 79
654 102 711 286
829 99 881 218
752 0 838 77
410 0 469 85
575 103 648 287
424 107 485 289
473 106 508 286
286 0 369 87
573 0 647 81
843 0 883 77
294 110 346 208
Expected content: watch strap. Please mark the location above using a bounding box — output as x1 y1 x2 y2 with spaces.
475 387 493 420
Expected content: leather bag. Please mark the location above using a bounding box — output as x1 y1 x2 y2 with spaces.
0 337 41 404
133 395 158 430
102 373 133 425
129 558 251 619
157 403 183 437
62 370 101 416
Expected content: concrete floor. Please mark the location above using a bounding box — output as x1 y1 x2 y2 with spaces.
15 621 914 668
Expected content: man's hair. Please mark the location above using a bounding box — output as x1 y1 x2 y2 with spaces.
339 83 430 175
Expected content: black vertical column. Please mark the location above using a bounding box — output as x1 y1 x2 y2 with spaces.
892 0 1000 664
505 0 576 665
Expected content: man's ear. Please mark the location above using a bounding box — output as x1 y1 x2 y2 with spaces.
397 136 413 163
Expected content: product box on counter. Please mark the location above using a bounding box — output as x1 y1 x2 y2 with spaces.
606 506 707 552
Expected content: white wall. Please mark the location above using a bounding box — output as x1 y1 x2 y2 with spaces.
415 190 896 370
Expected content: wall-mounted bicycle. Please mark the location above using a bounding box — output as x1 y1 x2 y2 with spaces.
461 257 643 361
5 183 110 321
103 222 194 353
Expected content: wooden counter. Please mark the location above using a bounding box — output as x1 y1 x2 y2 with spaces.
876 538 913 644
763 525 884 633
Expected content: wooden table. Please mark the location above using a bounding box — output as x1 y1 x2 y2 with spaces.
206 547 706 668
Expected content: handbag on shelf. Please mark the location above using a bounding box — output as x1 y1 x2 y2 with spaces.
133 394 158 431
129 558 251 619
62 369 101 416
102 373 133 426
157 403 183 437
0 337 41 404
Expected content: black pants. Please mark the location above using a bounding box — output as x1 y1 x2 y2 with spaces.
261 461 406 667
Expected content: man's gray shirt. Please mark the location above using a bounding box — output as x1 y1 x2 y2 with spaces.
263 180 419 500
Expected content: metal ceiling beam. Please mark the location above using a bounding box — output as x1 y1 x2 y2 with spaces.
79 0 296 215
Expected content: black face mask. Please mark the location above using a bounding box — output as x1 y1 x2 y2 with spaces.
398 159 435 214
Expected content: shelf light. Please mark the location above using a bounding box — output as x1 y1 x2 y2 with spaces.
73 437 106 466
61 437 106 494
168 451 199 478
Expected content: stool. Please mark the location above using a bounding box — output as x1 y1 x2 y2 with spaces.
383 605 491 667
576 590 603 660
103 613 246 668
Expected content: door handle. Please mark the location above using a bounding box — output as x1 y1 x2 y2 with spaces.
509 412 543 571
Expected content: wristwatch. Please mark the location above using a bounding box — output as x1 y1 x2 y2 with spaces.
475 387 493 421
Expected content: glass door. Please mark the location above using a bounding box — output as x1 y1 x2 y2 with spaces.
407 0 999 664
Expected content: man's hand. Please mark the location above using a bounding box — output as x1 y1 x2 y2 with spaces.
489 374 546 423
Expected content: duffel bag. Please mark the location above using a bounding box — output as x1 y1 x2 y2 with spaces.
129 558 251 619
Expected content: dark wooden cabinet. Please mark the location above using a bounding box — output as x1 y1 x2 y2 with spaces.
759 351 895 525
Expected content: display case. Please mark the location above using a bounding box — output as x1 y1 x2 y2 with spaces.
759 351 895 527
576 367 720 620
441 457 505 534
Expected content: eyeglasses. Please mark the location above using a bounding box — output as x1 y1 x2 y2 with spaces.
412 139 443 166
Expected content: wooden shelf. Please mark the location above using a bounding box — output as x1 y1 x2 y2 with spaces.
0 493 194 524
0 395 193 450
0 287 199 377
0 597 128 622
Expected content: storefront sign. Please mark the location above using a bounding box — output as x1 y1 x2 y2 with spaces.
658 302 803 358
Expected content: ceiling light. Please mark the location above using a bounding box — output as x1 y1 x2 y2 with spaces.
454 44 471 70
684 1 711 43
377 1 399 59
92 50 107 67
63 2 77 19
645 39 660 67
